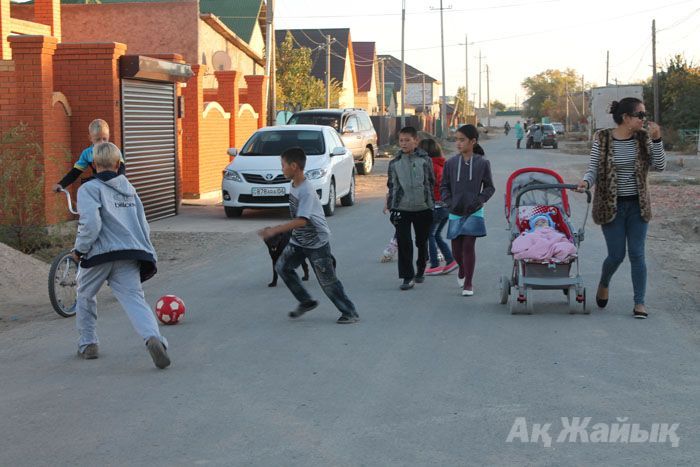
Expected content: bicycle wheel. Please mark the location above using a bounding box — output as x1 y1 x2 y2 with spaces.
48 249 79 317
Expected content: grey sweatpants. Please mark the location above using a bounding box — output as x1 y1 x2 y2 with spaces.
76 260 166 352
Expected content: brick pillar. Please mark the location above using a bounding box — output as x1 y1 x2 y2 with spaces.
9 35 58 224
181 64 205 198
214 70 240 149
54 42 126 160
34 0 61 41
0 0 11 59
244 74 267 129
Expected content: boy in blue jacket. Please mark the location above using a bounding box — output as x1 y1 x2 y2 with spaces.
73 142 170 369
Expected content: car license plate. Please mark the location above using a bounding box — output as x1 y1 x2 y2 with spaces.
251 187 286 197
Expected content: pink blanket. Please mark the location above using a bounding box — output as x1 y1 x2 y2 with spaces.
511 226 577 262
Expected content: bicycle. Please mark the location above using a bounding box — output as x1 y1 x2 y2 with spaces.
48 188 79 317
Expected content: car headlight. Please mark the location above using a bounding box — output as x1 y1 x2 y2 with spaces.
305 168 328 180
223 169 243 182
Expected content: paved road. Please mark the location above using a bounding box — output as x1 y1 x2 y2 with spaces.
1 133 698 466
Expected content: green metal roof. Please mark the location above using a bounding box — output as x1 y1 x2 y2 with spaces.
58 0 263 43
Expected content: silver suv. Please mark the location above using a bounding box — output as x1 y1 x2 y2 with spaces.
288 108 378 174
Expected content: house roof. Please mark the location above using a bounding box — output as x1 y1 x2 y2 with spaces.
275 29 355 90
59 0 264 44
352 42 376 93
376 54 438 91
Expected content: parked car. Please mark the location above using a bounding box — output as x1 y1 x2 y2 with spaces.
288 108 378 175
551 122 565 135
221 125 356 218
526 123 558 149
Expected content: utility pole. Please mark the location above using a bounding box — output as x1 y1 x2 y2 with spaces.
422 74 426 116
565 81 569 132
464 34 469 119
265 0 275 126
400 0 406 126
325 34 331 108
486 64 490 128
380 58 386 116
581 74 585 117
652 19 660 123
478 50 482 110
438 0 450 137
606 50 609 86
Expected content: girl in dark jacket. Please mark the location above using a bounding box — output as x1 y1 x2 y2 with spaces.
420 138 458 276
440 124 495 296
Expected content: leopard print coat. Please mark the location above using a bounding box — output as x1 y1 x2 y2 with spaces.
591 128 652 225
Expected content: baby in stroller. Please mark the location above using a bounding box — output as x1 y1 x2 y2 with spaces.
510 212 577 262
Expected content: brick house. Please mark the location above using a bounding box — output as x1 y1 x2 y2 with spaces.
2 0 270 219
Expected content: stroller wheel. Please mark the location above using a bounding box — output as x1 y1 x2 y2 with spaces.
510 291 528 315
525 289 535 314
499 275 510 305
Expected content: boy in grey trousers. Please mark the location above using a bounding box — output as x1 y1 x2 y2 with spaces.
73 142 170 369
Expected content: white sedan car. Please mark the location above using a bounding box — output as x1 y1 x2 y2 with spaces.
221 125 356 217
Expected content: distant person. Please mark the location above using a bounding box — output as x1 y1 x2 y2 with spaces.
259 147 359 324
504 121 511 135
72 143 169 368
532 125 544 149
53 119 125 192
385 126 435 290
440 124 495 296
576 97 665 319
420 138 457 276
514 121 524 149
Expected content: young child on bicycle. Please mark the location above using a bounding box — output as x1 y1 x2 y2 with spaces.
53 119 125 192
72 142 170 369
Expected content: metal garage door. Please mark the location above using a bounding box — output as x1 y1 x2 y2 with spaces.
121 79 177 221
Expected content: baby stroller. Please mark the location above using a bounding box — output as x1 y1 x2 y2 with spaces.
499 167 591 314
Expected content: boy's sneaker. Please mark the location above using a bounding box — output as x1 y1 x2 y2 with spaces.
400 279 415 290
462 289 474 296
442 260 458 274
457 277 465 288
289 300 318 318
336 315 359 324
415 275 425 283
78 343 99 360
425 265 444 276
146 337 170 369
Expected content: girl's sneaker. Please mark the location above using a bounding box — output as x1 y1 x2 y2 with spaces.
457 276 465 288
380 238 398 263
461 289 474 296
442 260 458 274
425 265 444 276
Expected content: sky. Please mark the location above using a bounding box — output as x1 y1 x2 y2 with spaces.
276 0 700 107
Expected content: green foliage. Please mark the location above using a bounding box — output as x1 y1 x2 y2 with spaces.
490 100 506 113
455 86 474 115
521 69 583 121
276 32 342 111
0 124 49 253
643 54 700 131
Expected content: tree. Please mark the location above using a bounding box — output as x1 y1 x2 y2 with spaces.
521 69 582 121
643 54 700 130
489 100 506 113
276 32 341 111
455 86 474 115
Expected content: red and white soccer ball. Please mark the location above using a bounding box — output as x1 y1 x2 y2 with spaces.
155 295 186 325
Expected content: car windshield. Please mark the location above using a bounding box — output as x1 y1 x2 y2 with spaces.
288 114 341 132
240 130 326 156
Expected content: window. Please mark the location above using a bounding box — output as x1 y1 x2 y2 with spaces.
345 115 359 133
288 113 341 132
328 129 344 150
358 113 372 131
240 130 326 156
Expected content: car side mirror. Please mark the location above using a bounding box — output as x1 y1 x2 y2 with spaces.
331 146 346 156
227 148 238 158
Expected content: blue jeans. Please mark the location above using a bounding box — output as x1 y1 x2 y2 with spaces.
276 242 358 318
428 206 454 268
599 198 649 305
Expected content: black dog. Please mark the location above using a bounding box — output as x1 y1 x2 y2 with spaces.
264 231 309 287
264 231 337 287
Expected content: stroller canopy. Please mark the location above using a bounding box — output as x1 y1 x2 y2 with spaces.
505 167 571 221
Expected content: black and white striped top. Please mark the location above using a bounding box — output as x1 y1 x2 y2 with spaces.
584 137 666 196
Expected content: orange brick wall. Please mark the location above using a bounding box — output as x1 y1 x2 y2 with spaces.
199 106 230 195
235 109 258 149
0 60 16 133
44 99 74 224
53 42 126 162
244 75 267 129
181 64 204 197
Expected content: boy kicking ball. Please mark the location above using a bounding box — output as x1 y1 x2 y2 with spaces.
259 147 359 324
